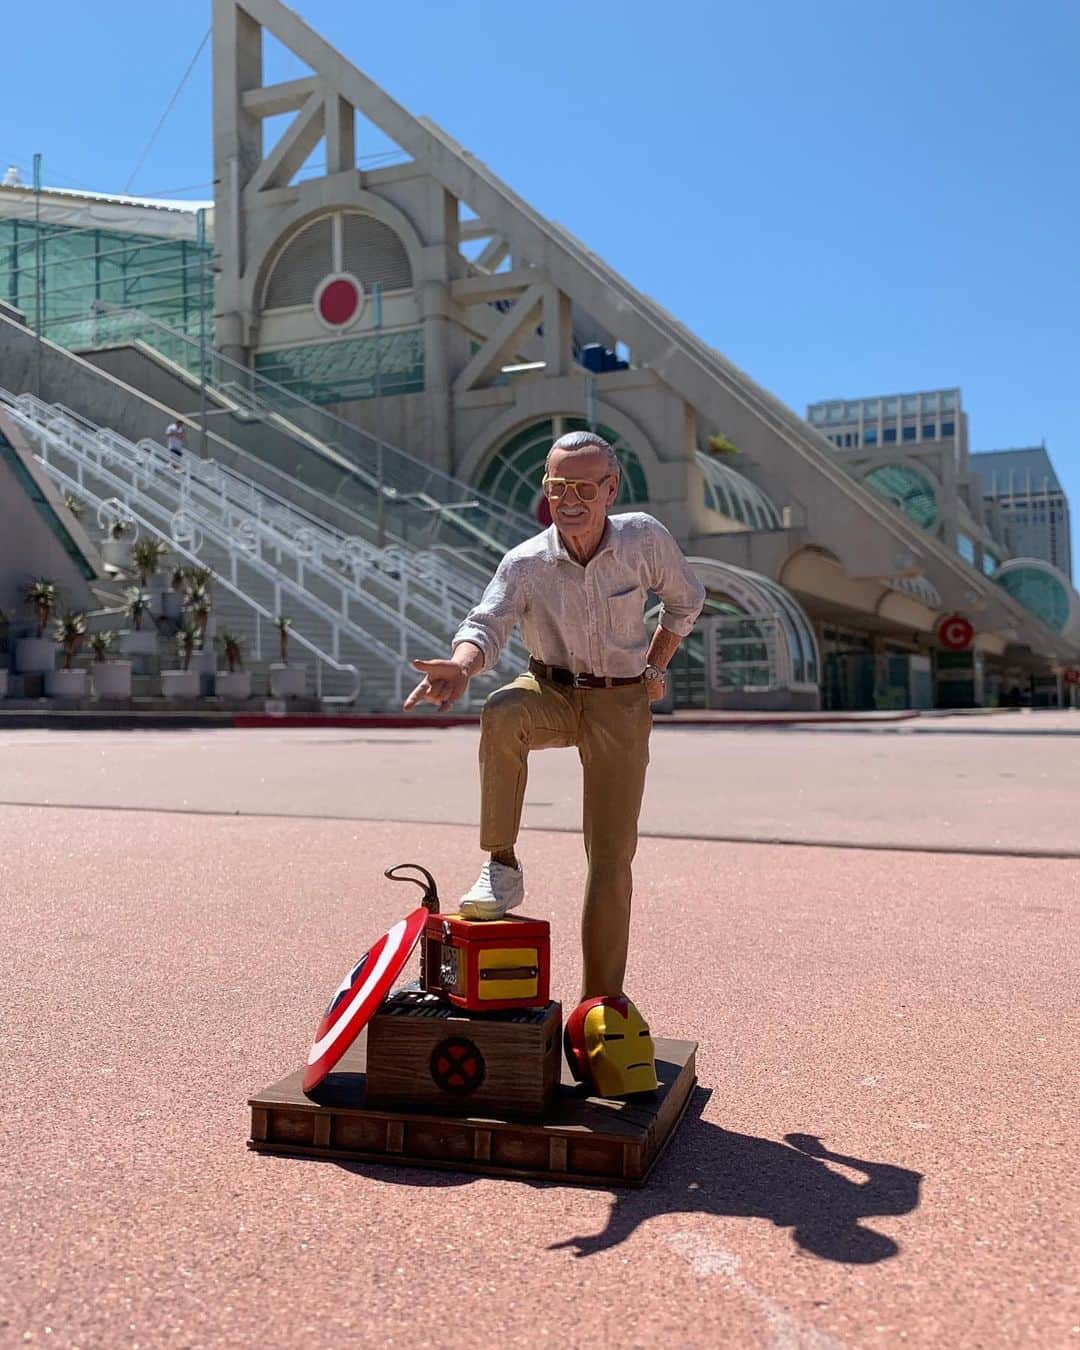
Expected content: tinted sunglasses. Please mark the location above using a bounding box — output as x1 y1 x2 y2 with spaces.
541 475 613 503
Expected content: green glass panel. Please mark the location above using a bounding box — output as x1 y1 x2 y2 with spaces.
864 463 938 530
0 219 211 348
996 567 1070 631
0 432 95 580
253 330 424 405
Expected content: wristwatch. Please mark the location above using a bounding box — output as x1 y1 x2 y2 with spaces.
643 664 664 684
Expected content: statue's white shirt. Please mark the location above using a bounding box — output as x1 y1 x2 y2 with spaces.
453 512 706 677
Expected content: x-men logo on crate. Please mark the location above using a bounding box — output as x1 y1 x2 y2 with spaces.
429 1037 486 1095
302 908 428 1093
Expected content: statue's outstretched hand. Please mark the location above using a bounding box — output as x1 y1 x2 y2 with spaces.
403 658 470 712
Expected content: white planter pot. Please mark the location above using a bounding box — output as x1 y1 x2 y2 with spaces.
161 670 200 699
45 668 88 698
269 663 307 698
215 671 251 700
15 637 58 673
0 669 7 699
91 661 132 699
101 538 131 570
161 591 184 621
188 648 217 675
119 629 158 657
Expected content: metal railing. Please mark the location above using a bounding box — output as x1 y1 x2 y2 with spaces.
13 457 361 702
4 392 525 702
77 303 538 558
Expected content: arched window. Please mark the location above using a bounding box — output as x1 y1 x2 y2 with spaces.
863 463 938 530
477 417 649 525
263 210 412 311
696 452 782 530
996 563 1071 632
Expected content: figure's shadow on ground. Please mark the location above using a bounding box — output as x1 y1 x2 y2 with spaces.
548 1088 922 1263
331 1089 921 1264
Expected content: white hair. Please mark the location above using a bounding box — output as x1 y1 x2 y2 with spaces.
545 430 621 479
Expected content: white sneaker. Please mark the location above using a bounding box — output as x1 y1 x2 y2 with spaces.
458 860 525 921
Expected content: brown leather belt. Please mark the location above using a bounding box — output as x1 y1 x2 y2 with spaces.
529 657 644 689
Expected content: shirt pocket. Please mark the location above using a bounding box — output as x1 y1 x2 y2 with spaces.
607 587 646 648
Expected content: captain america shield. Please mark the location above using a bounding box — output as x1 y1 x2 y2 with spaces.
302 907 427 1093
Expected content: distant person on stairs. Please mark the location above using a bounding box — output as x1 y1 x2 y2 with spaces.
165 419 186 467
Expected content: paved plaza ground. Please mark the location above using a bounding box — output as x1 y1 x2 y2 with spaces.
1 711 1077 1348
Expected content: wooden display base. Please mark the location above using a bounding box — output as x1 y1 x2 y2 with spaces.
249 1037 697 1187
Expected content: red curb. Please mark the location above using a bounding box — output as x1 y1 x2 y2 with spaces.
229 710 923 730
231 713 481 729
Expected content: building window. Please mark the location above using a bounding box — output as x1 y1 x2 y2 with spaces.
902 396 919 414
957 533 976 564
863 427 878 445
902 425 917 442
883 398 899 415
479 416 648 523
864 463 938 530
922 423 937 440
941 420 955 436
883 426 897 444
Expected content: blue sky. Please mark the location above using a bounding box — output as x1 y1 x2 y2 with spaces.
4 0 1078 520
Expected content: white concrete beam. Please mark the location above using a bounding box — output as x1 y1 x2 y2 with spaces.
246 88 325 195
449 268 543 306
452 283 545 394
241 76 319 118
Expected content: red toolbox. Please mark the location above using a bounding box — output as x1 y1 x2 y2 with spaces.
422 911 551 1012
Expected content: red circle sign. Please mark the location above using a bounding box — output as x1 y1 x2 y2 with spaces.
938 614 975 651
314 273 363 329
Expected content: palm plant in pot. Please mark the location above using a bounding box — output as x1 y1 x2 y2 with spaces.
269 613 306 698
88 628 132 700
101 518 132 572
46 611 88 697
183 579 217 685
215 631 250 700
130 536 168 604
16 578 59 673
162 621 201 699
119 585 158 657
162 563 187 621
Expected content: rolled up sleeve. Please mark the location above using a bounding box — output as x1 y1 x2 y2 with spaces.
649 521 706 637
452 556 527 673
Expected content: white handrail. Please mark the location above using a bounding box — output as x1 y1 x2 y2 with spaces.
23 456 361 702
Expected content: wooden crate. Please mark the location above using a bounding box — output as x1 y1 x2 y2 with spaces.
248 1036 697 1188
365 990 561 1117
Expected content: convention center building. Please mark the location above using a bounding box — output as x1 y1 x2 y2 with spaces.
0 0 1076 712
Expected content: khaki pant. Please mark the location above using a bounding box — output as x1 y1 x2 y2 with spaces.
479 672 652 999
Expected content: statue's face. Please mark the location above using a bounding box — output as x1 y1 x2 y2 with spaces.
543 446 619 542
582 996 658 1096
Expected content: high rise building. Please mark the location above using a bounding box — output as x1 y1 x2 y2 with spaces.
970 447 1072 580
806 388 1009 577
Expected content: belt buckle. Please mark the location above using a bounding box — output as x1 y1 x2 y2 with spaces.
572 671 591 689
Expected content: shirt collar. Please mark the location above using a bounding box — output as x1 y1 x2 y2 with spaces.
545 518 616 564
